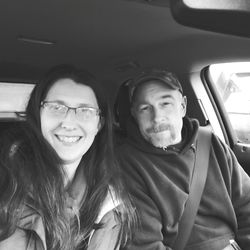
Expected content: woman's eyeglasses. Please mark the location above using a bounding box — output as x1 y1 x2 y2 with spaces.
41 101 101 121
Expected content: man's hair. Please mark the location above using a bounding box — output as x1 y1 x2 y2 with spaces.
114 68 183 132
128 68 183 105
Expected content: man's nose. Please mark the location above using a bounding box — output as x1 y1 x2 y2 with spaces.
152 107 165 123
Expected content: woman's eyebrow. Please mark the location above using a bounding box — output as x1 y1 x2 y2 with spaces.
46 100 95 107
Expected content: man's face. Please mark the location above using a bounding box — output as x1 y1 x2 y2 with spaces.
132 80 187 148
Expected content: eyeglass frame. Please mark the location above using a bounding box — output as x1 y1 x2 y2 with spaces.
40 101 101 121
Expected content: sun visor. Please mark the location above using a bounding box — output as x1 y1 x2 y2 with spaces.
170 0 250 38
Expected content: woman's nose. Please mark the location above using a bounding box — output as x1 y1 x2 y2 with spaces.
64 108 78 121
60 109 78 129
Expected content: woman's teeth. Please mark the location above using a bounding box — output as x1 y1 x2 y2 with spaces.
57 135 81 143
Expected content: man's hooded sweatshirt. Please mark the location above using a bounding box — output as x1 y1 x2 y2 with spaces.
117 116 250 250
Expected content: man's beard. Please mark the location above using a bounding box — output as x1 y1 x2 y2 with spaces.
146 123 176 148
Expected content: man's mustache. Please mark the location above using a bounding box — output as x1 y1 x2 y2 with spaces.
146 124 171 133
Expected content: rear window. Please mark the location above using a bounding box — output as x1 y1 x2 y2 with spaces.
0 83 34 118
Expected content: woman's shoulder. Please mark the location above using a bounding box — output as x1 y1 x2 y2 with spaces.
95 186 121 224
0 199 46 250
88 188 121 250
19 201 47 248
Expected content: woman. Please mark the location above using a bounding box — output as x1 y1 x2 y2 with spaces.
0 65 135 250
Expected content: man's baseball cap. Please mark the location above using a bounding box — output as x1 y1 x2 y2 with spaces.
128 68 183 103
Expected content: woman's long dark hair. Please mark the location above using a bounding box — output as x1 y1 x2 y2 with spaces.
0 122 68 248
17 65 135 249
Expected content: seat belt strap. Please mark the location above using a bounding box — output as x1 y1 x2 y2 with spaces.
173 126 212 250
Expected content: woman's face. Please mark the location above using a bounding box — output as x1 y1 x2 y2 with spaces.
40 78 101 165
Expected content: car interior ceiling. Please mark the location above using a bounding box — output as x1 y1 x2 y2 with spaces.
0 0 250 140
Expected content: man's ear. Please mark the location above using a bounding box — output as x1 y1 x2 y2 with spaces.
98 116 105 131
131 106 136 120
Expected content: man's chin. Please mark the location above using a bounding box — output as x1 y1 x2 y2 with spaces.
150 138 172 148
153 142 170 149
147 132 172 147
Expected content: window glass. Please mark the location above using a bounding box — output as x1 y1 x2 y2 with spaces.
209 62 250 144
0 82 34 112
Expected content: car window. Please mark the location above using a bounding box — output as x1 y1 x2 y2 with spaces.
0 82 34 118
209 62 250 144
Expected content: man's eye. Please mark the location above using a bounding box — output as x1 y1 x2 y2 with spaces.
162 102 171 107
163 102 170 105
139 106 150 112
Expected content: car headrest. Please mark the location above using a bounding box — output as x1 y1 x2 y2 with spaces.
114 79 131 133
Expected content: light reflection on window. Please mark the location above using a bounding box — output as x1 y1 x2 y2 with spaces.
0 83 34 112
209 62 250 144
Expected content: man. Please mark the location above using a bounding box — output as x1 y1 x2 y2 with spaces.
116 69 250 249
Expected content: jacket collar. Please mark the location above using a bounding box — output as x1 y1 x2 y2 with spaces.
18 165 120 249
18 203 47 250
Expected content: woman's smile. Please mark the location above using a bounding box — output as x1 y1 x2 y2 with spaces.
55 135 83 144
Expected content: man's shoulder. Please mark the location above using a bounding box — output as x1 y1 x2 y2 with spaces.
209 131 230 154
197 126 228 153
116 140 144 166
116 138 137 153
